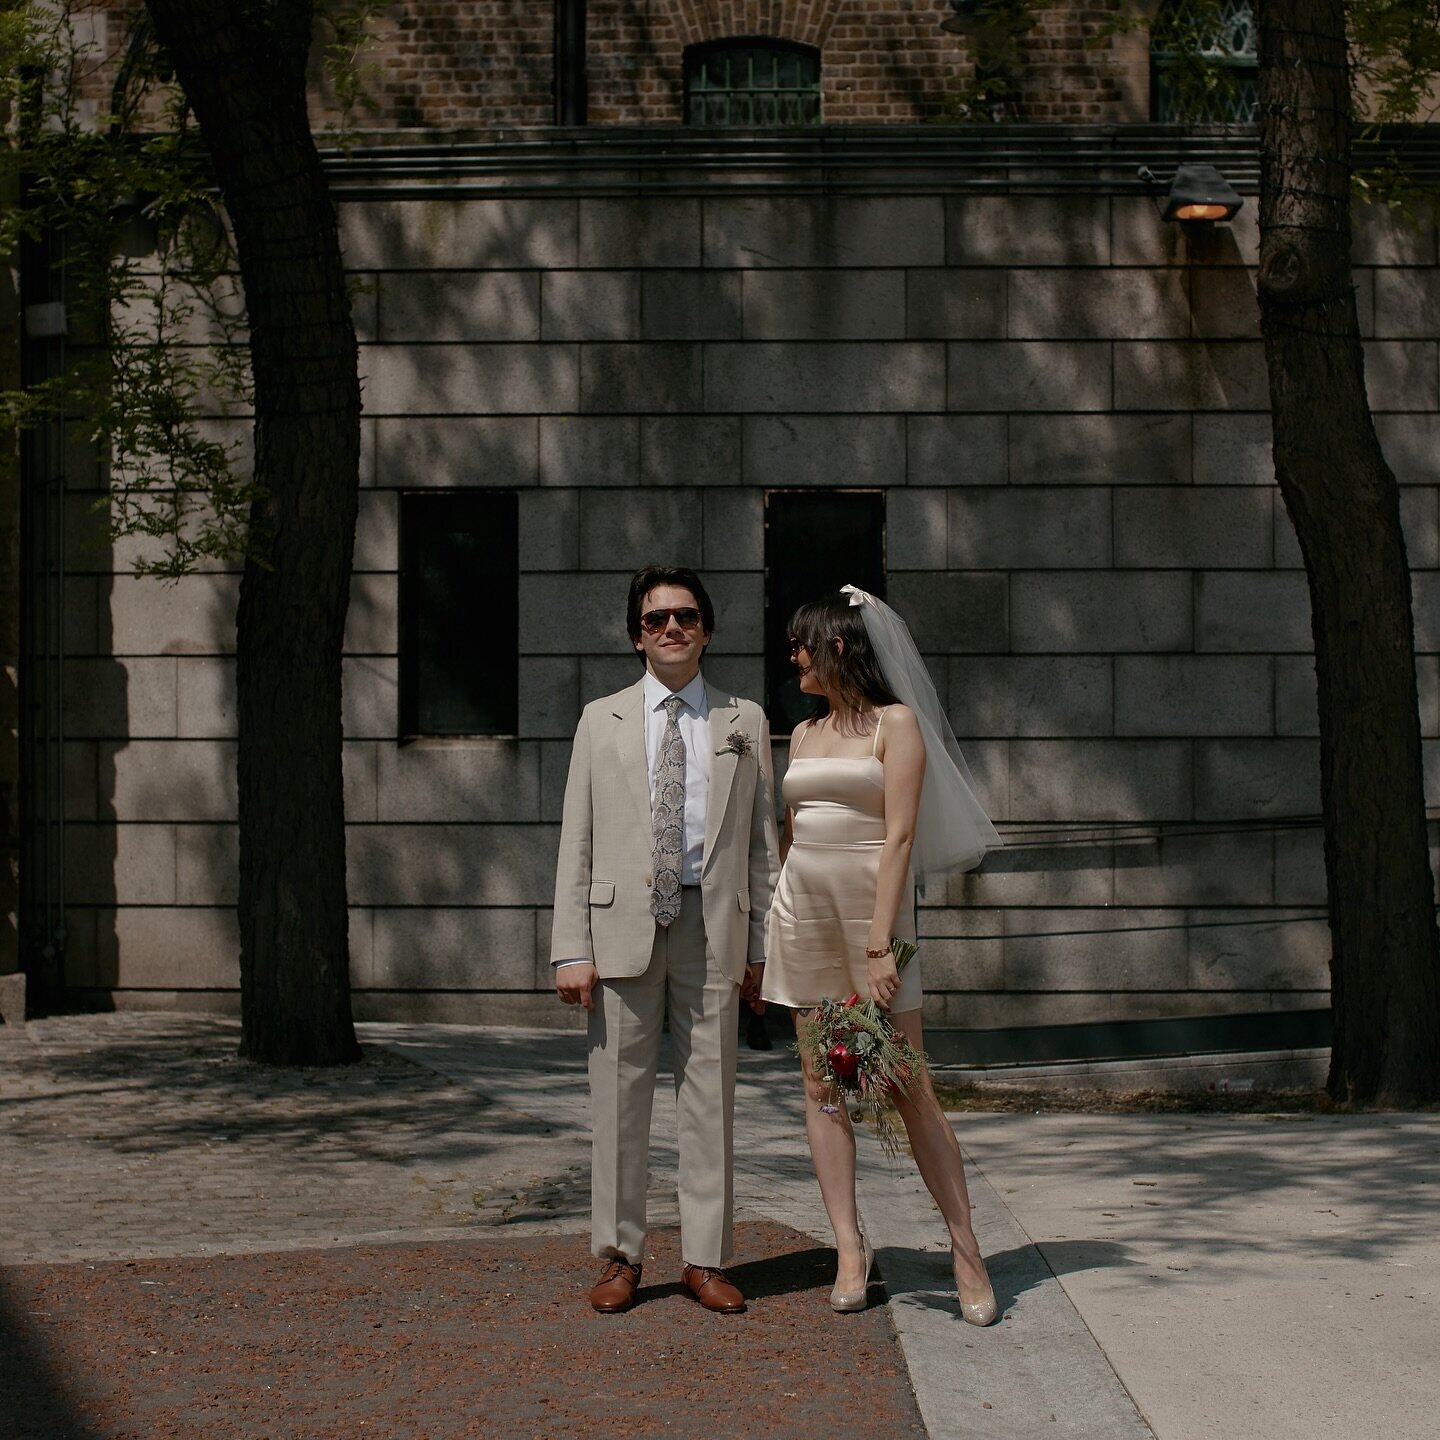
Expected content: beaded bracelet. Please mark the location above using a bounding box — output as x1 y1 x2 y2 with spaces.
864 944 892 959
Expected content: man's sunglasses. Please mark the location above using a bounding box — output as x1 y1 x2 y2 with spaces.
639 607 704 635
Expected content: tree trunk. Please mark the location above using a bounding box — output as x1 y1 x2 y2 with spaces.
1256 0 1440 1102
143 0 360 1064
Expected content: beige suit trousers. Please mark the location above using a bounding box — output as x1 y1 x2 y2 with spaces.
588 889 740 1268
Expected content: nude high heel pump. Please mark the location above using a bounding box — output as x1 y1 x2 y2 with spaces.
830 1233 874 1313
955 1247 998 1325
959 1285 998 1326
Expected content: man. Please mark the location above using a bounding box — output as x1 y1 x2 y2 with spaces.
552 564 779 1314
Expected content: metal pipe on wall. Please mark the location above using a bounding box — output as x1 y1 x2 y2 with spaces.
18 217 69 1007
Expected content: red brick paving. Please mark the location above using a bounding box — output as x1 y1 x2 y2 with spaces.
1 1221 926 1440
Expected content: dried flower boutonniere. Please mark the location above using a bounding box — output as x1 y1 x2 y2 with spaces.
716 729 753 759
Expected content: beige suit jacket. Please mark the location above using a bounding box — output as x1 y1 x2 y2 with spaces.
550 677 780 985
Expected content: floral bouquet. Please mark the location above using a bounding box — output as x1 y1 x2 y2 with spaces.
797 938 929 1158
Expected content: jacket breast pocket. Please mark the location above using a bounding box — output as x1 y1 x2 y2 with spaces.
736 889 750 912
589 881 615 907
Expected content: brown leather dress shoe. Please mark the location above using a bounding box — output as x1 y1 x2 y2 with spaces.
681 1264 746 1313
589 1258 642 1313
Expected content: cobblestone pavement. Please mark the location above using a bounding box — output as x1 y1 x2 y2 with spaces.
1 1013 1154 1440
3 1224 924 1440
0 1016 588 1264
0 1015 925 1440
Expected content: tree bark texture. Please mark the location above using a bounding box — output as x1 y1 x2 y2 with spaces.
143 0 360 1064
1257 0 1440 1102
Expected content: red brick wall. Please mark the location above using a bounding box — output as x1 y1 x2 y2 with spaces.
331 2 554 130
81 0 1144 132
581 1 964 123
579 0 1136 126
1025 3 1132 123
70 1 147 120
585 0 686 124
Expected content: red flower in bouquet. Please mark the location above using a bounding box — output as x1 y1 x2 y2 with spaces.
798 939 929 1157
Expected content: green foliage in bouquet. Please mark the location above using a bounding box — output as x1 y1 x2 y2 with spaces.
797 938 930 1158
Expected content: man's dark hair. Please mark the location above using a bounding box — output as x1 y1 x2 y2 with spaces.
626 564 716 644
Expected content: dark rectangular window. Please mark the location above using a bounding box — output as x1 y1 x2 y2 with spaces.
763 490 886 734
399 491 518 737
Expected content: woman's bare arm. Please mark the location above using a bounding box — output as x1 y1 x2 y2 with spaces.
868 705 925 1003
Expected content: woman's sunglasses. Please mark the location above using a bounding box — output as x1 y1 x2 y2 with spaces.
639 607 704 635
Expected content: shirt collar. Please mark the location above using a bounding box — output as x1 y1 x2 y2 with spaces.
644 669 708 717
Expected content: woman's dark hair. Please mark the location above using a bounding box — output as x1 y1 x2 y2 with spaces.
787 593 899 717
626 564 716 644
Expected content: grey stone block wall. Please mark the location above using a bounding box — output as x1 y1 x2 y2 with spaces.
59 155 1440 1036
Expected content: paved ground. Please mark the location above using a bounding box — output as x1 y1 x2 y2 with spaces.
4 1225 924 1440
2 1014 1437 1440
959 1111 1440 1440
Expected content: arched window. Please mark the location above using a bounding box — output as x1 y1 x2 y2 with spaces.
684 39 821 127
1150 0 1258 124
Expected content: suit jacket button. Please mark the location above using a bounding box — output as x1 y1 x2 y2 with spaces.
643 874 652 887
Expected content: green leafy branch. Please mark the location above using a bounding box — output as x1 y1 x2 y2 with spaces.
318 0 384 136
1096 0 1437 213
1349 0 1440 125
1 2 259 578
2 0 380 580
939 0 1039 123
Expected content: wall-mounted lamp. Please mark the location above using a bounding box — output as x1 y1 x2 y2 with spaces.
1139 164 1244 225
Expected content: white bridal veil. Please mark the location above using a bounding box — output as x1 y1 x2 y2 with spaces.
841 584 1001 884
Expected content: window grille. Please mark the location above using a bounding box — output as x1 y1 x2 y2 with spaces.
1151 0 1258 124
684 40 821 128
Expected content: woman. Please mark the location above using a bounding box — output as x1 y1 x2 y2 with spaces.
761 587 1002 1323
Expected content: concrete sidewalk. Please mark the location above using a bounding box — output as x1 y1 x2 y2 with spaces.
2 1015 1437 1440
957 1109 1440 1440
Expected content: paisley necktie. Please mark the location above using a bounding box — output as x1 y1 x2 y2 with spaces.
650 695 686 926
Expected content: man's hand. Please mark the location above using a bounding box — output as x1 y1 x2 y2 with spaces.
555 962 599 1010
742 963 764 1004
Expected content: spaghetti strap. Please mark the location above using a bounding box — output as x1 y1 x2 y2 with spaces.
870 706 887 757
793 718 814 758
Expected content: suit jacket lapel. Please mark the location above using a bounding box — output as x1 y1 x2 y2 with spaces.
611 679 652 830
702 684 744 875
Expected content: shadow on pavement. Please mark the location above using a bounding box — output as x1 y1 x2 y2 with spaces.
1035 1238 1137 1276
5 1017 588 1173
0 1278 100 1440
871 1236 1134 1320
965 1113 1440 1277
729 1243 835 1301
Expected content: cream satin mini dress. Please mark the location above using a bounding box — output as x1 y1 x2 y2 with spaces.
762 709 923 1012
